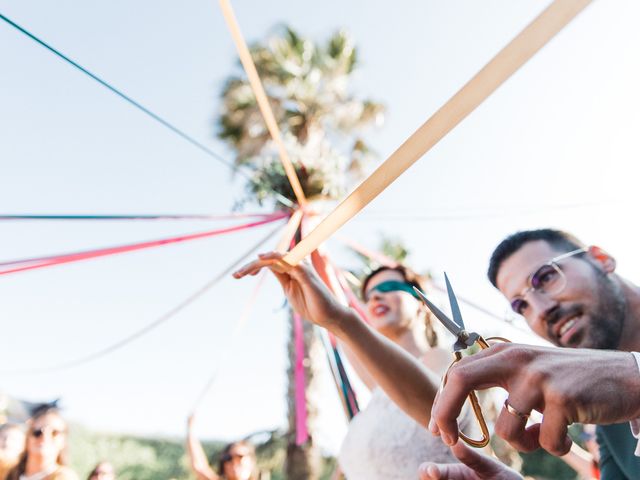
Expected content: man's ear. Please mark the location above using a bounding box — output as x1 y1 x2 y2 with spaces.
588 245 616 273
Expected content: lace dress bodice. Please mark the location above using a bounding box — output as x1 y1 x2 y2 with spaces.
338 387 464 479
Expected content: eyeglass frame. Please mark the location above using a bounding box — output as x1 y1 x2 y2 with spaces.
510 247 588 315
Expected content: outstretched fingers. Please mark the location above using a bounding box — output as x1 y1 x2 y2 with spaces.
233 252 286 278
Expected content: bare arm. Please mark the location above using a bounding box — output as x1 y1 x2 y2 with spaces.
187 415 219 480
233 252 440 426
334 310 441 425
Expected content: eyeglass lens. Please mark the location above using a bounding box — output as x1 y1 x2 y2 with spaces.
510 263 566 314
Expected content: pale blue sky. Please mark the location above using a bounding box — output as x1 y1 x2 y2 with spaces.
1 0 640 452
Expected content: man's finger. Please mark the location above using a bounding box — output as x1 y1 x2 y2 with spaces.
539 408 572 456
432 344 534 443
432 356 507 443
494 396 539 452
418 462 466 480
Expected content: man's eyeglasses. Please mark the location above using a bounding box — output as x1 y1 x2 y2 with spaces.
364 280 421 302
510 247 587 315
30 426 64 439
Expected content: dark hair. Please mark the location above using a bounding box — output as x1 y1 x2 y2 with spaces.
87 461 114 480
361 265 438 347
6 407 69 480
216 440 256 478
488 229 586 287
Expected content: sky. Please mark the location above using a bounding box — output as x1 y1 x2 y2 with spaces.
1 0 640 454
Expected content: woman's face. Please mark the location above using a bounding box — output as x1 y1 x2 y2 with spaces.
222 444 255 480
364 270 422 337
26 413 66 464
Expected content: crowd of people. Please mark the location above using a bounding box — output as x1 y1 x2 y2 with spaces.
5 227 640 479
0 405 264 480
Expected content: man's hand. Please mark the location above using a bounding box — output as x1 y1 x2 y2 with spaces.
430 343 640 456
419 443 523 480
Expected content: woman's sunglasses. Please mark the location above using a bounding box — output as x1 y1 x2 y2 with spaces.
364 280 421 302
30 426 64 439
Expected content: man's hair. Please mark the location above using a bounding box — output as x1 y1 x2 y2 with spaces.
487 229 586 287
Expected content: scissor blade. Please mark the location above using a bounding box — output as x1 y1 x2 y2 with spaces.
412 286 464 337
444 272 465 330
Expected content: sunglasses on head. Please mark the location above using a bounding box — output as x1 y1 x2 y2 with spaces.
30 426 64 439
364 280 421 302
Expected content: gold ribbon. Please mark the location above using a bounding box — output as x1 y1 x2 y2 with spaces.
278 0 591 269
219 0 308 207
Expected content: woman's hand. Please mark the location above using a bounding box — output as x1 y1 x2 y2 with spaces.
233 252 353 333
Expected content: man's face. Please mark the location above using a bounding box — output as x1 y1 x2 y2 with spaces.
496 240 626 349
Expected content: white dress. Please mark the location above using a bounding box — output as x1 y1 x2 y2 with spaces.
338 387 470 479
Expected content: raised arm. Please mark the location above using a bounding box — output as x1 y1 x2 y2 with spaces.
187 415 219 480
233 252 440 426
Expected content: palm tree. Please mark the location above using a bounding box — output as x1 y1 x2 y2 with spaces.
217 25 384 479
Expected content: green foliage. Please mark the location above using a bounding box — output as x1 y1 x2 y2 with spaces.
217 25 385 207
348 235 412 280
520 449 578 480
380 237 409 265
67 426 337 480
68 425 195 480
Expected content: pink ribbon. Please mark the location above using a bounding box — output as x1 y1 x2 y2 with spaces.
293 312 309 445
0 212 288 276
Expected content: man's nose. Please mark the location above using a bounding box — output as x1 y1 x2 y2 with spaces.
526 290 558 328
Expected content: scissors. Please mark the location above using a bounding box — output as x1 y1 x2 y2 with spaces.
413 273 510 448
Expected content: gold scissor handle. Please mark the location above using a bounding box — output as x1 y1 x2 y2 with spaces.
444 335 511 448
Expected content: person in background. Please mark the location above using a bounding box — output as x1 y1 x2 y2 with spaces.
0 424 25 480
6 406 78 480
186 414 259 480
86 462 115 480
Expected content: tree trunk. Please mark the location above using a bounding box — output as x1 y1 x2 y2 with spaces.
285 310 322 479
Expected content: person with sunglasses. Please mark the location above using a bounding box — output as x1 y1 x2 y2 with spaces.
336 265 477 479
234 255 480 479
6 406 78 480
423 229 640 479
186 414 259 480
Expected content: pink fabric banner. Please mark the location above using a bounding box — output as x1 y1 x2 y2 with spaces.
293 312 309 445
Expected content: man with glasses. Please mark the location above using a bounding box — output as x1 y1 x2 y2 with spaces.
424 229 640 479
234 231 640 479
